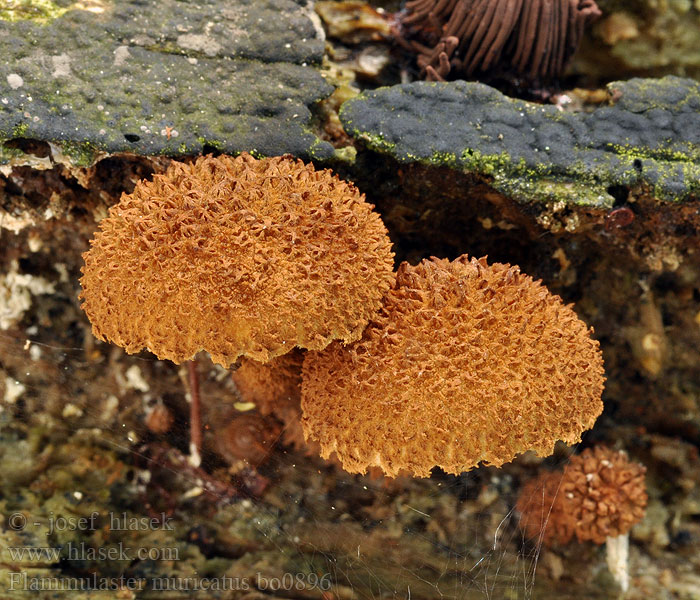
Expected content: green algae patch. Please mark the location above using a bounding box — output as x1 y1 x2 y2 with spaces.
0 0 335 167
340 77 700 207
0 0 71 24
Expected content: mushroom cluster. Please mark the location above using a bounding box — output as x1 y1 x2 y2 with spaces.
301 255 605 477
81 154 606 479
80 153 394 465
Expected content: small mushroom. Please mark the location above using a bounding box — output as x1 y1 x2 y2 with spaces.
144 402 174 435
517 446 648 592
232 350 309 452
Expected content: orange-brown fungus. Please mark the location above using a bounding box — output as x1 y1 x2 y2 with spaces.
516 470 570 545
80 154 395 366
215 413 280 466
559 447 647 544
517 448 647 544
301 255 605 477
232 351 308 451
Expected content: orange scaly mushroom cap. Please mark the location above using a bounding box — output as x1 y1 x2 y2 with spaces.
80 154 395 366
301 255 605 477
517 447 647 545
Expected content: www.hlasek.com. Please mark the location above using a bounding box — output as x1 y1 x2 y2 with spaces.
7 573 333 592
5 542 180 563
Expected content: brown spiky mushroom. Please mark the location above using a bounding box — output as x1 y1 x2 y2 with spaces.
80 153 394 365
301 255 605 478
80 153 395 465
517 447 647 591
400 0 601 86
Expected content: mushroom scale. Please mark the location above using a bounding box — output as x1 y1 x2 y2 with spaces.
301 255 605 477
80 154 395 366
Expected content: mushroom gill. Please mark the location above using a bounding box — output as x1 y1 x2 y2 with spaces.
400 0 602 85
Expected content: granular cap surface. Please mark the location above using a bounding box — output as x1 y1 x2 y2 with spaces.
302 255 605 477
80 154 395 366
517 447 647 544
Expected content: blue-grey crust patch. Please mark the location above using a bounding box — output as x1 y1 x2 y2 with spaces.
340 77 700 207
0 0 335 165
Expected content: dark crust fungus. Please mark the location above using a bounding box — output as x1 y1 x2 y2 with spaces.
400 0 601 84
301 255 605 478
80 154 395 366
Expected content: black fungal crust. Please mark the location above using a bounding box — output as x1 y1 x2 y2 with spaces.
0 0 335 164
339 76 700 206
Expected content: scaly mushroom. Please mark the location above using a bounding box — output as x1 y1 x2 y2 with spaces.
80 153 395 465
301 255 605 477
517 446 647 592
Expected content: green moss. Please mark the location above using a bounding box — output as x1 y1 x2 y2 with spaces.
0 143 29 164
0 0 334 164
11 122 29 137
58 140 100 167
331 145 356 163
353 130 397 155
340 78 700 205
196 137 222 151
0 0 72 23
608 142 698 164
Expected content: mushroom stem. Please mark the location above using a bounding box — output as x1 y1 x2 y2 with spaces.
186 359 203 468
605 533 630 592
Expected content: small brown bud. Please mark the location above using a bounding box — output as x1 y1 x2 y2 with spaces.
145 403 174 435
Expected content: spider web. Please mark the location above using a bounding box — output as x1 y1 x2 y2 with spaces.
0 307 577 600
